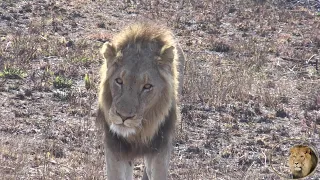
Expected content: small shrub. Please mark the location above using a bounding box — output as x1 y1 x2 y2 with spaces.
0 66 26 79
71 56 91 65
84 73 92 90
210 41 231 52
53 76 72 89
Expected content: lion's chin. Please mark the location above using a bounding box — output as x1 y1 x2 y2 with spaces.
294 167 302 171
110 123 136 137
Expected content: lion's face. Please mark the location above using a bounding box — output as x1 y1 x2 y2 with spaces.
288 146 314 178
100 40 176 138
108 49 169 137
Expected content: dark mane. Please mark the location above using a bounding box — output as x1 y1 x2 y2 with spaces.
112 22 175 52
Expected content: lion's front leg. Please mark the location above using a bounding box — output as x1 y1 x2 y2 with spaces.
105 149 133 180
143 146 171 180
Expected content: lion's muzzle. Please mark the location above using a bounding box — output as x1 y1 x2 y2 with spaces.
293 162 302 171
116 111 136 121
109 109 141 126
108 108 143 137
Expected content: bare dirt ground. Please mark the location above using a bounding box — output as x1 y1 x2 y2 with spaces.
0 0 320 179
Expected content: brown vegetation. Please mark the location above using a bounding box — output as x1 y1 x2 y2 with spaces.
0 0 319 179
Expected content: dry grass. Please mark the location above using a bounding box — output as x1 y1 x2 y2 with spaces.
0 0 320 179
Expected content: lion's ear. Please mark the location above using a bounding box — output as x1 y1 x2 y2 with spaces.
160 45 175 64
305 147 311 154
101 42 117 64
289 148 294 154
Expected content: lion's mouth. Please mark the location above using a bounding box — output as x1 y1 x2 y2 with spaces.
294 167 302 171
110 123 136 137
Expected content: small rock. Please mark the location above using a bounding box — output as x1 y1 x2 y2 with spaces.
257 117 272 123
97 22 105 28
49 159 57 164
256 139 265 145
232 124 239 130
276 109 288 118
256 127 271 134
21 4 32 13
261 166 270 173
15 93 25 100
66 40 74 47
210 41 230 52
1 14 12 21
24 89 32 97
239 118 248 123
186 41 192 46
52 146 65 158
186 146 200 154
228 7 237 13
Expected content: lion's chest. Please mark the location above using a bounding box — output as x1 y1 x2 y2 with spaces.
105 121 171 159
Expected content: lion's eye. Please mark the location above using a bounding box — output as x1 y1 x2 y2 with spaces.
143 84 153 90
115 78 123 85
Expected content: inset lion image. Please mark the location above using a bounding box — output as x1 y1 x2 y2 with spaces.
288 145 318 179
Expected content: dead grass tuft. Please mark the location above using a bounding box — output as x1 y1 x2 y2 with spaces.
1 0 320 179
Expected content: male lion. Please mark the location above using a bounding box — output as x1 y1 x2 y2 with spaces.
96 22 185 180
288 145 318 179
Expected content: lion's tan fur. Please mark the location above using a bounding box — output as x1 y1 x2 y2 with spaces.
97 22 184 180
288 145 318 179
98 22 180 144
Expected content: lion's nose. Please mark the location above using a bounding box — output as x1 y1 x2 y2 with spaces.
116 111 135 121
